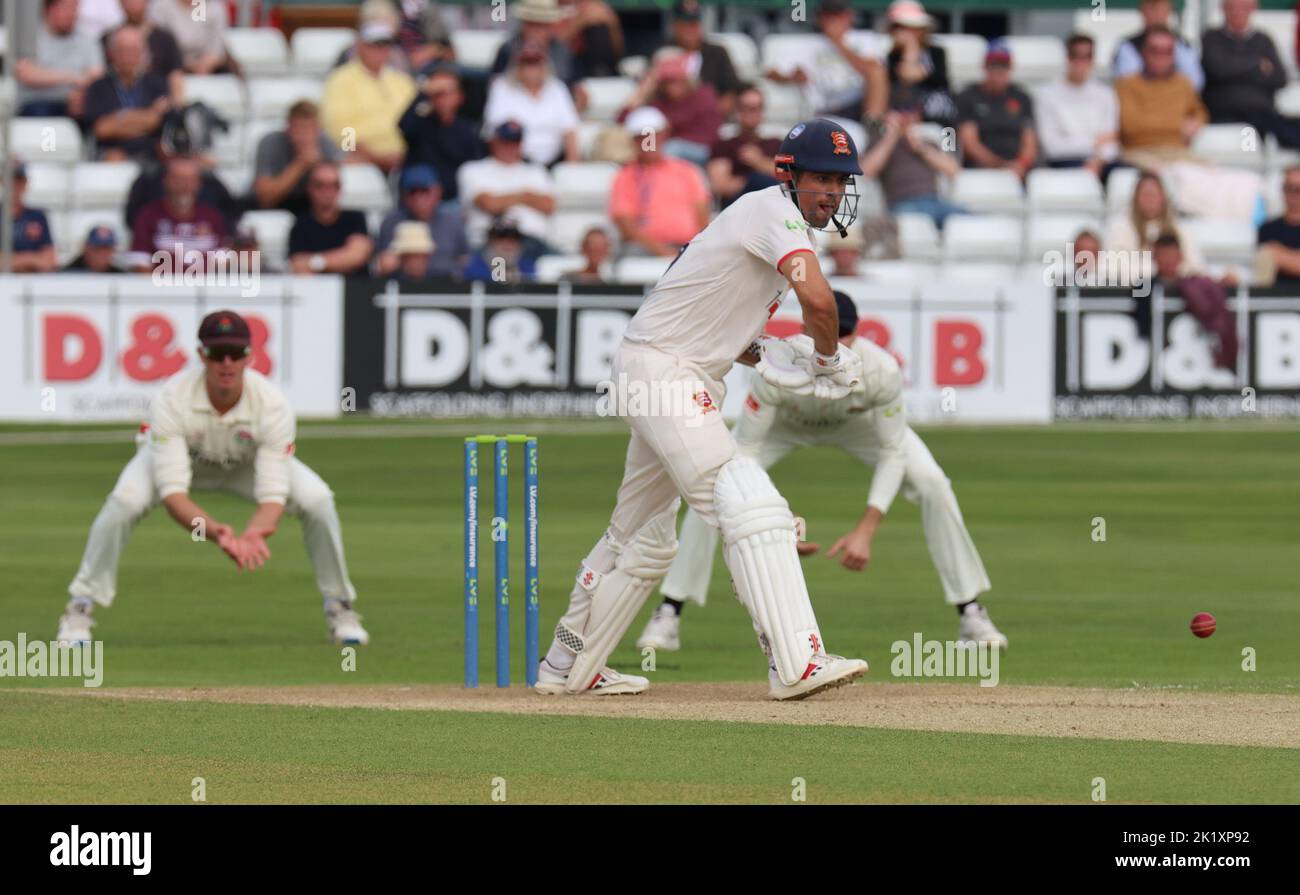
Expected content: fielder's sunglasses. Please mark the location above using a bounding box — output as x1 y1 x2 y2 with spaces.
202 345 252 362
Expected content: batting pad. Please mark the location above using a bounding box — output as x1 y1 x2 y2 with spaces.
565 503 680 692
715 457 823 686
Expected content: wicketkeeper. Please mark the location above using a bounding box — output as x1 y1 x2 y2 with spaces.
56 311 368 646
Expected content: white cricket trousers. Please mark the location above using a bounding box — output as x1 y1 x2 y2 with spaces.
661 417 991 607
68 446 358 607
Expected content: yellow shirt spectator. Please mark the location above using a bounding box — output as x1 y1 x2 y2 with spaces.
320 30 417 169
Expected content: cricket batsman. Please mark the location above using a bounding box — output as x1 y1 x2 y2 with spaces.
637 291 1008 654
55 311 369 646
535 116 870 700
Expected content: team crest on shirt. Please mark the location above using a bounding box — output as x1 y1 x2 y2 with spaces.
830 131 851 156
235 429 254 443
745 394 760 413
1006 98 1021 114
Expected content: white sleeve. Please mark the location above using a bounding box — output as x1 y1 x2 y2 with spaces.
483 82 505 128
849 32 885 62
865 369 907 514
457 163 481 204
741 204 815 271
252 396 296 506
149 387 192 500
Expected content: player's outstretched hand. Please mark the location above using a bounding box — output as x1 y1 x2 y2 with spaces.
827 530 872 571
212 523 246 568
237 528 274 571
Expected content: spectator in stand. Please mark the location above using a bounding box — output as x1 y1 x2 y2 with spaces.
253 101 344 216
663 0 742 115
609 107 711 257
129 156 228 273
561 227 613 283
321 21 418 173
388 0 455 71
463 217 537 282
1202 0 1300 150
825 227 865 276
1034 33 1119 177
229 228 274 272
388 221 438 282
559 0 623 80
484 43 580 167
109 0 185 101
1112 0 1203 90
883 1 955 124
458 121 556 257
125 138 237 234
1072 228 1102 281
287 162 374 276
621 52 722 167
64 225 127 272
83 26 172 164
491 0 577 86
1115 26 1208 168
956 40 1038 179
707 84 780 207
5 163 58 273
1257 165 1300 286
376 165 468 278
861 93 965 228
1104 170 1205 274
764 0 887 123
400 65 487 205
149 0 236 75
16 0 105 118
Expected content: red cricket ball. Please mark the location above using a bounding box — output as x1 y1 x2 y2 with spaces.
1190 612 1216 638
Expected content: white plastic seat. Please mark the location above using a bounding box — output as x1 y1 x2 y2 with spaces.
71 161 140 209
551 212 608 254
20 163 71 210
1003 36 1067 86
1192 123 1267 171
535 254 589 283
1070 10 1142 81
1276 82 1300 118
216 165 254 199
60 210 129 261
942 214 1023 262
713 32 759 82
582 77 638 123
1179 217 1258 269
290 28 356 78
1026 168 1104 215
615 256 673 285
182 75 247 126
1105 166 1140 216
856 178 886 217
248 78 325 123
227 28 290 77
340 164 393 213
950 169 1025 214
938 261 1019 284
552 161 620 212
1023 214 1102 260
9 118 82 163
895 212 941 260
861 260 935 284
758 81 806 129
929 34 987 90
210 122 247 167
451 30 510 70
238 209 297 269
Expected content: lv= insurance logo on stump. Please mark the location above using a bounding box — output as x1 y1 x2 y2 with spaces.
463 435 540 687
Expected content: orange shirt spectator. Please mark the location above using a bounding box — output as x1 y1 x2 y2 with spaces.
610 107 712 255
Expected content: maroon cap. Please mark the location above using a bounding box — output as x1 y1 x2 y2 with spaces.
198 310 251 347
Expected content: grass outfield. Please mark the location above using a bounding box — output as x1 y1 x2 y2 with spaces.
1 421 1297 803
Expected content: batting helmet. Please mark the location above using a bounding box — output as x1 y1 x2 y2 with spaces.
774 119 862 236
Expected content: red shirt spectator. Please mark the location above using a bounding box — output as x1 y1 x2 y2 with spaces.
621 53 722 166
130 157 227 272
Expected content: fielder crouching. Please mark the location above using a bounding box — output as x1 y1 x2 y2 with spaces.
56 310 368 646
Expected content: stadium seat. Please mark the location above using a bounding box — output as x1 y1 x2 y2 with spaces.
861 259 936 284
1003 36 1066 86
1026 168 1104 215
938 261 1019 283
183 75 247 126
1106 166 1140 216
1180 217 1258 269
618 56 649 79
761 33 826 75
942 214 1023 262
582 77 637 123
0 78 14 120
713 32 760 82
895 213 941 260
552 162 620 212
758 81 806 129
452 30 510 70
856 178 886 217
1192 123 1267 171
210 122 247 167
1072 8 1142 81
1023 214 1101 261
19 163 70 210
929 34 987 90
1276 82 1300 118
70 161 140 210
238 210 296 269
1263 167 1285 217
216 165 254 200
8 118 83 163
290 28 356 78
227 28 290 77
534 254 589 283
950 169 1024 214
248 78 325 123
340 164 393 213
243 118 283 163
576 121 605 160
552 212 608 254
615 256 673 285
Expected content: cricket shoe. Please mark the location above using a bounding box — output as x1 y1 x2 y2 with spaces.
55 606 95 646
325 601 370 645
957 602 1008 650
769 654 868 701
534 659 648 695
635 604 681 652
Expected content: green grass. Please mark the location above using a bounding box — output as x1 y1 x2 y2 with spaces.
1 422 1296 803
2 692 1295 804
